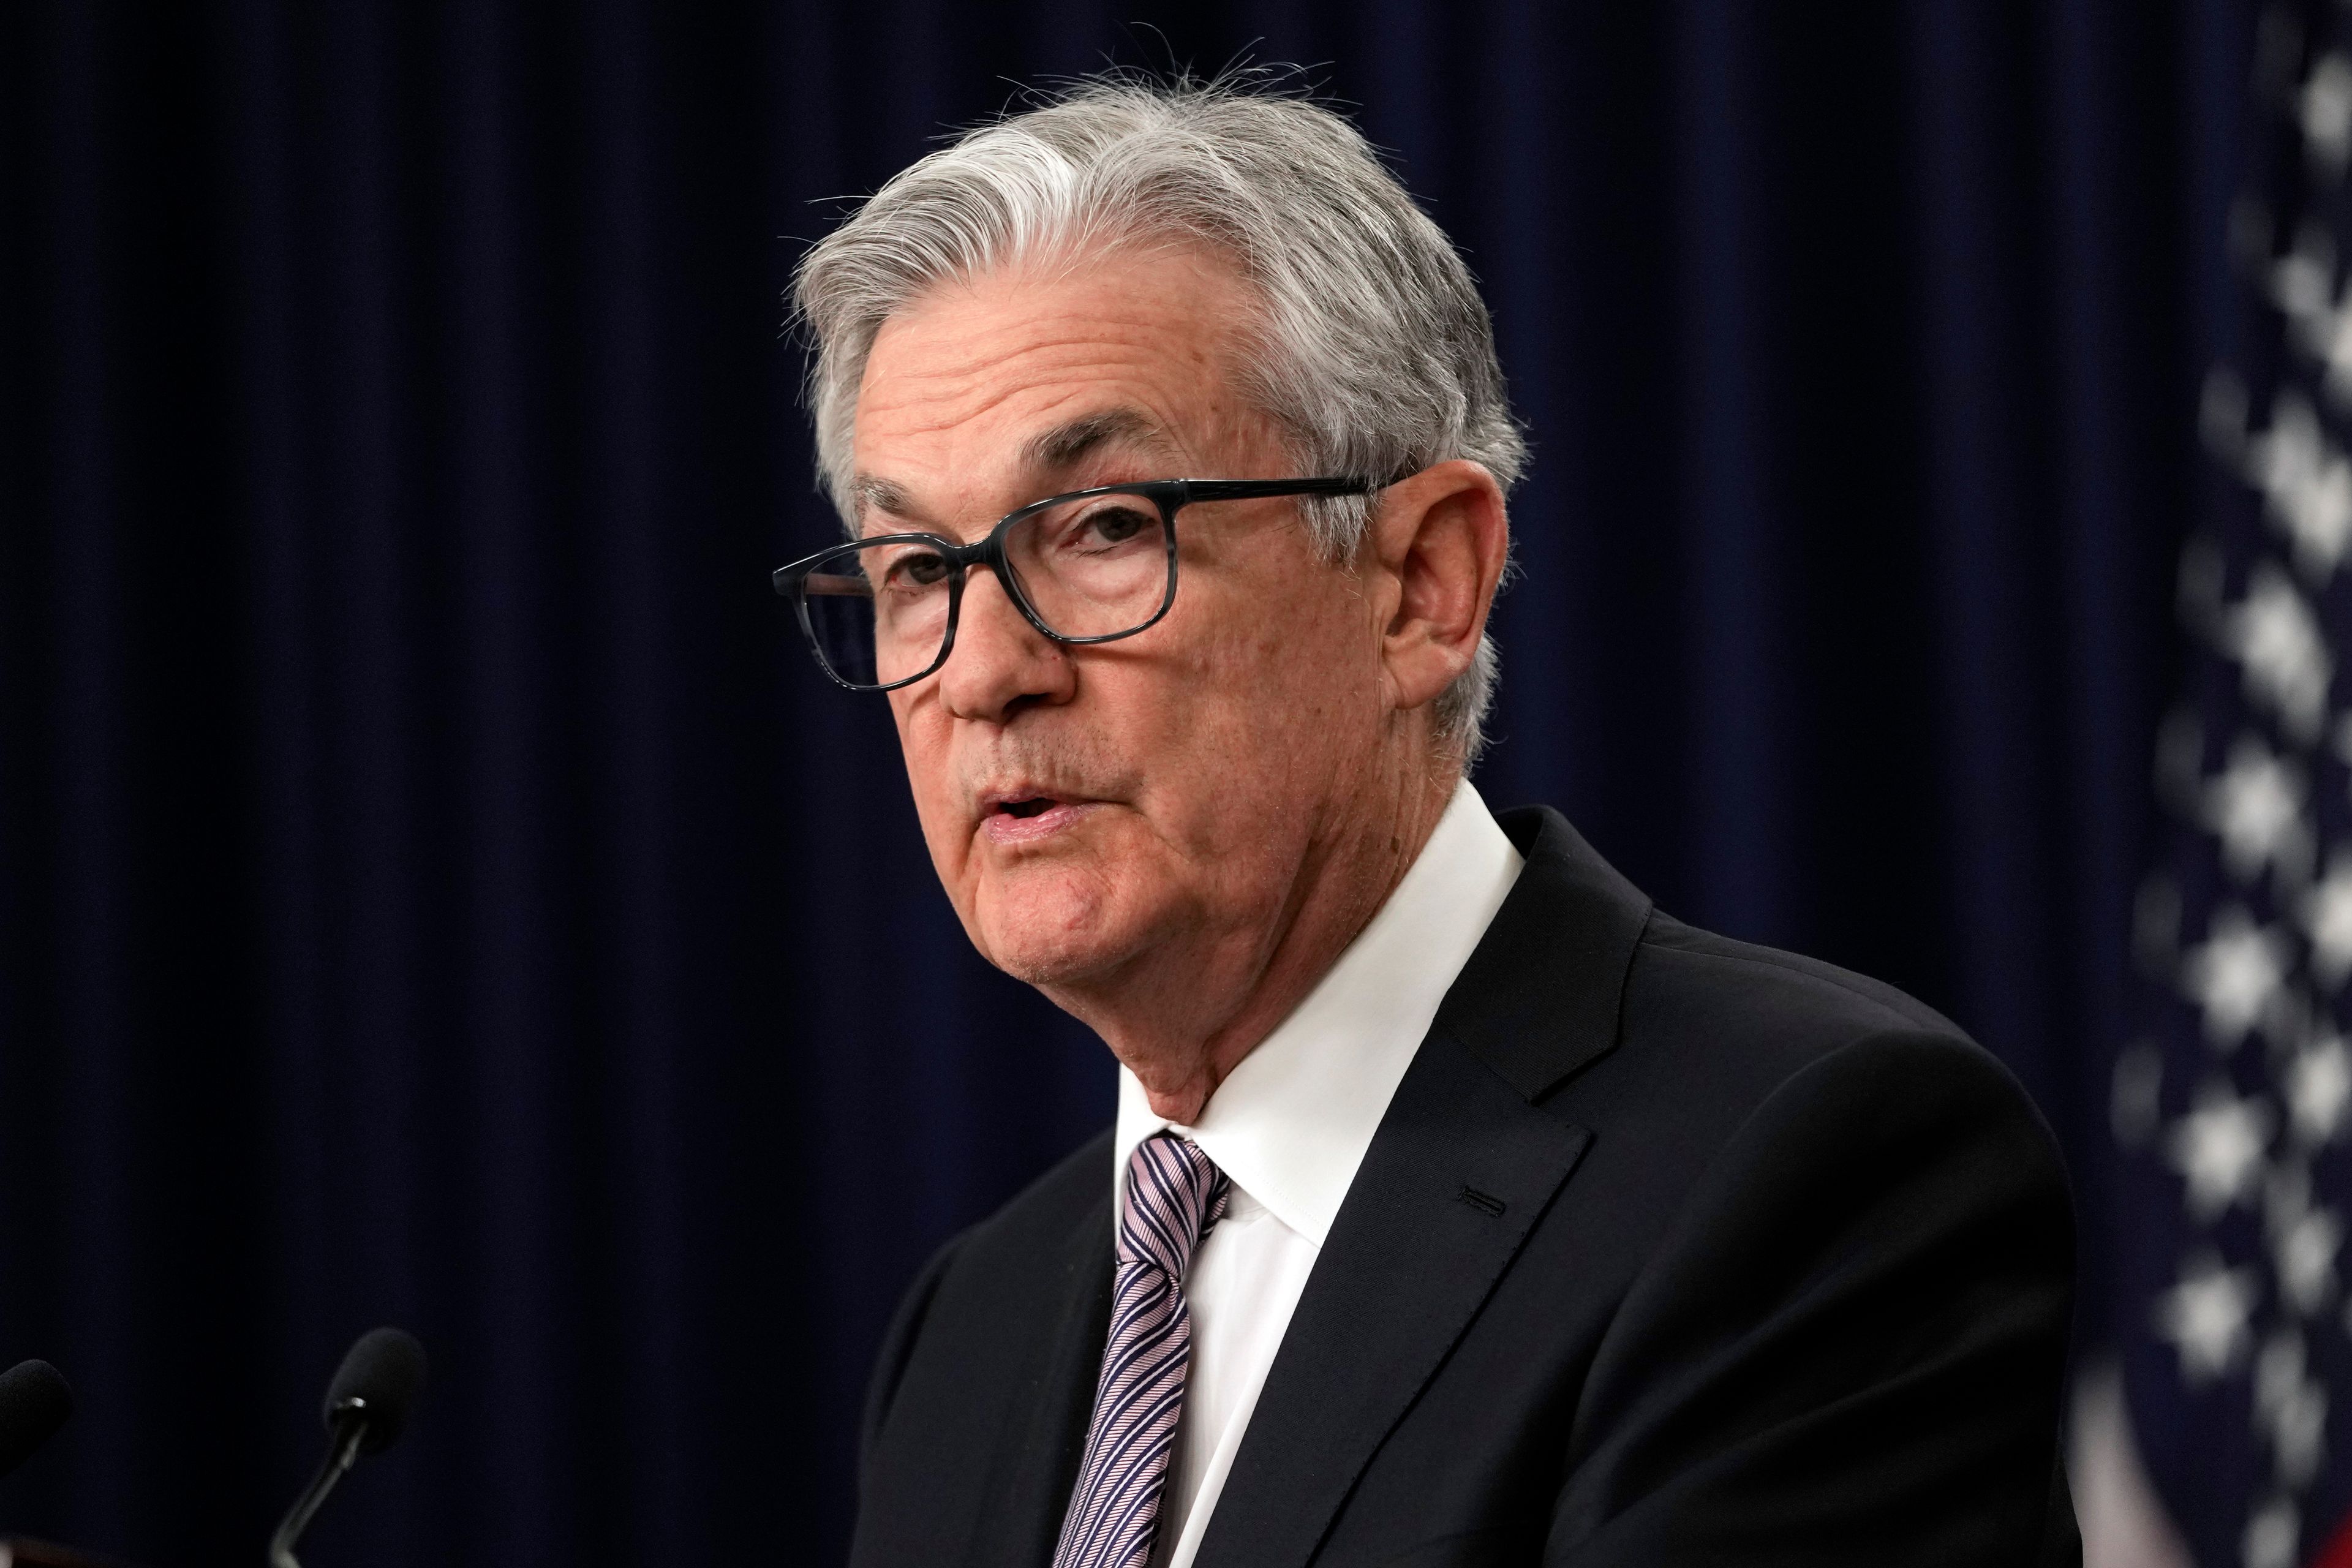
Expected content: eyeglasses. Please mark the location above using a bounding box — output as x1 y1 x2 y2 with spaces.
772 477 1378 692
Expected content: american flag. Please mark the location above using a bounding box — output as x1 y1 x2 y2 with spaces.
2121 7 2352 1565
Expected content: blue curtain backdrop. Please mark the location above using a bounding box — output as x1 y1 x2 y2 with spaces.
0 2 2226 1564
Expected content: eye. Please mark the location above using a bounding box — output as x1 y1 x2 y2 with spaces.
1074 505 1154 549
883 548 953 589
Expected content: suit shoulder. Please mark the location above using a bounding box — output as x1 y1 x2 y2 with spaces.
858 1129 1109 1478
935 1126 1113 1288
1632 911 1967 1044
851 1133 1112 1565
1569 911 2052 1180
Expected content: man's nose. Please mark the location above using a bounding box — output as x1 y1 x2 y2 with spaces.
936 566 1075 722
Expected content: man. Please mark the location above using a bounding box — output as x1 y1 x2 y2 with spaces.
776 77 2076 1567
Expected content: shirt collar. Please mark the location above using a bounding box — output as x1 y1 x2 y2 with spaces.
1114 778 1524 1247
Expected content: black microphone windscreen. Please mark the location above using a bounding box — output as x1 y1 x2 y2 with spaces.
0 1360 72 1480
323 1328 426 1455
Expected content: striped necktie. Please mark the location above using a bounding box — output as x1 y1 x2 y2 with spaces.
1053 1132 1231 1568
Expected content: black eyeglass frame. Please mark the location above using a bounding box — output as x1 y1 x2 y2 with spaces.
771 477 1380 692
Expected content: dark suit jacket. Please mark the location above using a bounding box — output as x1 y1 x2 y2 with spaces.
848 807 2079 1566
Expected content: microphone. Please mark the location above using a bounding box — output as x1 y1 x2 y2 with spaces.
0 1360 72 1480
267 1328 426 1568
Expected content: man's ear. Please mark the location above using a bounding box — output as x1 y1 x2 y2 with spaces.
1366 460 1510 717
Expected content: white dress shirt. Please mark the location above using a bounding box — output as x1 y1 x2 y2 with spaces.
1113 778 1524 1568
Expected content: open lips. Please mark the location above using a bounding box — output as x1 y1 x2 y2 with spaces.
979 793 1097 840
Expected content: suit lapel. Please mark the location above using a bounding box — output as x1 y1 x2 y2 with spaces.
1192 806 1652 1568
1194 1033 1592 1568
1436 807 1654 1104
976 1196 1114 1568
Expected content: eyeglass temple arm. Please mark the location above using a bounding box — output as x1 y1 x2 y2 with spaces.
1176 477 1382 504
772 566 876 598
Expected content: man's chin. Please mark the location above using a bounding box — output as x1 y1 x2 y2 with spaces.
980 921 1136 989
971 887 1145 990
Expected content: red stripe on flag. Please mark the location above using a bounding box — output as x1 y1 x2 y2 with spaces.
2312 1511 2352 1568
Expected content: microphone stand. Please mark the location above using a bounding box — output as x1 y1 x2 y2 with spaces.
266 1400 371 1568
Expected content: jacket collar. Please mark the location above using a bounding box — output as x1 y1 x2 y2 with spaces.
1434 805 1656 1103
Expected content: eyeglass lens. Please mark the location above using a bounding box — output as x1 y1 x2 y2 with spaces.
797 491 1172 688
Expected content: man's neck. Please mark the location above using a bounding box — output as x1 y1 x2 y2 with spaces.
1056 765 1458 1125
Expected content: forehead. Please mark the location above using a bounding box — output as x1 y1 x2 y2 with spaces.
851 246 1264 486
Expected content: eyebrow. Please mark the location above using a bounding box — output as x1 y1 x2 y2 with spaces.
837 409 1185 543
846 407 1177 533
851 474 917 522
1017 407 1172 472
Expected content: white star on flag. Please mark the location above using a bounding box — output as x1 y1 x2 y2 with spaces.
2257 1332 2332 1486
2279 1205 2343 1317
2302 854 2352 989
2246 1499 2300 1568
2306 53 2352 179
2318 303 2352 412
2269 1162 2346 1317
2206 736 2312 884
2272 227 2335 333
2225 561 2334 738
2289 1035 2352 1144
2184 907 2290 1047
2246 396 2352 584
2168 1081 2277 1218
2312 298 2352 411
2271 218 2352 410
2157 1253 2262 1381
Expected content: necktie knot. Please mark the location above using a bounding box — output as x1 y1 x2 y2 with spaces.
1117 1134 1229 1279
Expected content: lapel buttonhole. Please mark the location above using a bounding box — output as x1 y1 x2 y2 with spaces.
1455 1185 1507 1218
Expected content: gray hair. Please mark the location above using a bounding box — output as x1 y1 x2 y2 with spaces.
790 74 1526 761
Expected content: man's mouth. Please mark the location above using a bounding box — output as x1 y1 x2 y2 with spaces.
979 790 1096 843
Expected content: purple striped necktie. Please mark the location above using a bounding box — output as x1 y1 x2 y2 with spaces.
1053 1132 1231 1568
